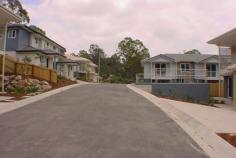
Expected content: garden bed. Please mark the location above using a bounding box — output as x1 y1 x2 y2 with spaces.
218 133 236 148
0 75 77 101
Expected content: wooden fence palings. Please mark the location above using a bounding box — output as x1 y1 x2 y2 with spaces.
0 55 57 83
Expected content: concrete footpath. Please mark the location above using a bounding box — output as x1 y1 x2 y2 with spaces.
0 83 88 115
127 84 236 158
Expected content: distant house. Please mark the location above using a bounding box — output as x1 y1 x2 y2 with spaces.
5 24 66 69
142 53 220 83
66 54 99 82
56 56 80 81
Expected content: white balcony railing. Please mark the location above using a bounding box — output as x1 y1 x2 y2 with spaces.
150 68 219 80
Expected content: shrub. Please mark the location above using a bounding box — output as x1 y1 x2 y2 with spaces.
25 85 38 94
13 86 25 96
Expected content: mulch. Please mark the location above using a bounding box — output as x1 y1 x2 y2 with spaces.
217 133 236 148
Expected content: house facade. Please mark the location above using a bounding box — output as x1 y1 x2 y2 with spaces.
142 53 220 83
56 57 80 81
66 54 99 82
0 5 21 53
5 24 66 69
208 28 236 105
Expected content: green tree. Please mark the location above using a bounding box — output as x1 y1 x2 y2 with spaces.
117 37 150 81
2 0 30 23
30 25 46 35
88 44 105 65
78 50 91 60
184 49 201 54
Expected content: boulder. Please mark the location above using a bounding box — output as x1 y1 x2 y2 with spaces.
32 79 40 85
6 85 14 92
11 80 17 86
41 81 49 85
15 75 22 81
4 76 9 81
38 84 52 92
9 75 16 80
16 80 26 88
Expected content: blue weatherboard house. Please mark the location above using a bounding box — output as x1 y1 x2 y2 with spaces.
5 24 66 69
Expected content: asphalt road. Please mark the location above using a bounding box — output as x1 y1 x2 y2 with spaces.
0 84 209 158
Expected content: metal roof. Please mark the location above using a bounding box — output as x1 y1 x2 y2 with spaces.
8 24 66 51
143 53 218 63
65 54 91 62
207 28 236 47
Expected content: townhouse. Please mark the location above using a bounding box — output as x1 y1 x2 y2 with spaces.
5 24 66 69
66 54 99 82
142 53 220 83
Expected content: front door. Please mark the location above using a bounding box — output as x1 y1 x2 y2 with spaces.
228 76 233 98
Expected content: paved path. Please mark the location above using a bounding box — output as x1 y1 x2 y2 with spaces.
0 84 208 158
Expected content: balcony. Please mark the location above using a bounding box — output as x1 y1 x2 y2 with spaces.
151 68 172 80
150 68 220 81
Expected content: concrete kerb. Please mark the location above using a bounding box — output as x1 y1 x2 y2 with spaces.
127 84 236 158
0 83 89 115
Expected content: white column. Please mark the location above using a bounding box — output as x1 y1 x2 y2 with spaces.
218 46 221 97
150 61 152 83
233 72 236 106
1 23 8 93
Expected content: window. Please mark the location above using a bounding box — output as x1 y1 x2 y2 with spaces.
35 37 39 44
206 64 217 77
180 63 190 72
8 30 16 38
155 63 167 76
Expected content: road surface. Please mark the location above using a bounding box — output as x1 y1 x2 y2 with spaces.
0 84 208 158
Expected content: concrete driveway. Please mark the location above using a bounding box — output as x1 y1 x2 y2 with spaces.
0 84 208 158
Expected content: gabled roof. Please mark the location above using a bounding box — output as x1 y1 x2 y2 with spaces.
199 55 219 63
65 54 91 63
143 53 218 63
8 24 66 52
142 54 175 63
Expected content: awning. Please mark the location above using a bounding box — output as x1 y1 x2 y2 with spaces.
221 69 233 76
207 28 236 47
227 64 236 71
0 5 21 25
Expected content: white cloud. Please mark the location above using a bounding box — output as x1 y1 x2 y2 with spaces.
23 0 236 56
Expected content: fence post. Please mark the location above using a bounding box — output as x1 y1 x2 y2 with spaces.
32 65 34 77
49 70 52 81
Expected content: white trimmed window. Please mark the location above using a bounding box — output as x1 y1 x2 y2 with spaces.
180 63 190 72
8 30 16 38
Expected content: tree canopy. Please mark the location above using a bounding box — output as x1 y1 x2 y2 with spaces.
184 49 201 55
77 37 150 83
1 0 30 23
117 37 150 80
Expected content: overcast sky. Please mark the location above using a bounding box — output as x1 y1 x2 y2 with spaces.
21 0 236 56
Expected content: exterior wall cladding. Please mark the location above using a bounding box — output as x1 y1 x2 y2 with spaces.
152 83 210 101
6 28 30 51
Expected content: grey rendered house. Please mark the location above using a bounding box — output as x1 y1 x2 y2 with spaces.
5 24 66 69
208 28 236 104
142 53 220 83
